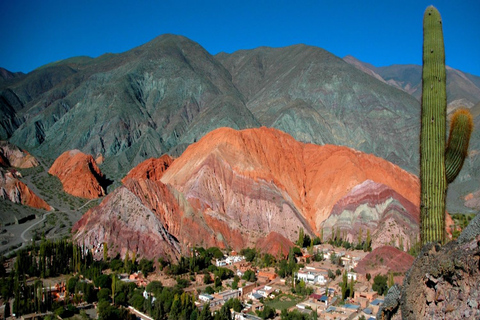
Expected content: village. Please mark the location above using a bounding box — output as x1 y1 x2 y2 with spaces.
1 240 392 320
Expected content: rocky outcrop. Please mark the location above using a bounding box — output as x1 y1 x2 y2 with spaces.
464 190 480 210
0 168 52 211
48 150 107 199
324 180 419 249
378 213 480 320
72 184 181 261
0 141 39 168
122 155 173 183
255 232 295 259
355 245 415 276
399 238 480 319
161 127 420 247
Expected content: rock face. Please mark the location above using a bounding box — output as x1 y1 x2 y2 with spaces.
74 127 420 259
0 168 52 211
72 182 181 261
355 245 415 276
324 180 419 249
122 154 173 183
378 214 480 320
0 141 39 168
161 127 420 247
399 239 480 319
255 232 295 259
48 150 107 199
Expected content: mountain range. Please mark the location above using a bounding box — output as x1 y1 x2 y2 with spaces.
1 34 480 256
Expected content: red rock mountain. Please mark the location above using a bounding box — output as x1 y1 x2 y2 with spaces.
49 150 106 199
354 245 415 276
0 141 39 168
0 141 51 211
256 232 295 259
161 127 419 242
122 155 174 183
73 127 421 259
0 169 52 211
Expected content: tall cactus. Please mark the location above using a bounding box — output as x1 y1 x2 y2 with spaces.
420 6 473 245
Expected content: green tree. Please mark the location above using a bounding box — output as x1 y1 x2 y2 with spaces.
297 228 305 247
97 288 111 302
198 303 213 320
341 271 348 300
103 242 108 261
372 274 388 295
387 272 395 288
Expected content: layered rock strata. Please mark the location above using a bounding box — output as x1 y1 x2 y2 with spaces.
49 150 107 199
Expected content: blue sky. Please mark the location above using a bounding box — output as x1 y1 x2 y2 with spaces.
1 0 479 76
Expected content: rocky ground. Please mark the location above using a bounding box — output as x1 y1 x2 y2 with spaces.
379 213 480 320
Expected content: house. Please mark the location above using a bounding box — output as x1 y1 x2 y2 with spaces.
347 271 357 281
257 271 277 283
238 282 256 296
354 290 378 303
199 293 214 303
216 255 245 267
213 289 241 302
310 293 329 306
128 273 149 287
322 305 356 320
295 267 328 285
369 299 384 315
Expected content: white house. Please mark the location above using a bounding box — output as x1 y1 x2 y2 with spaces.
199 293 214 303
295 267 328 285
347 272 357 281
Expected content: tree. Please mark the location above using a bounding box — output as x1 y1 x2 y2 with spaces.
198 303 213 320
357 227 363 247
169 295 182 319
364 230 372 252
387 272 395 288
204 286 214 295
146 281 163 296
124 250 131 274
257 305 276 319
94 274 112 289
366 273 371 282
328 269 335 280
242 270 256 282
111 274 116 305
214 277 222 289
214 303 231 320
97 288 112 302
349 276 355 298
341 271 348 300
139 258 155 277
240 248 257 263
297 228 305 247
67 276 79 294
372 274 388 295
103 242 108 261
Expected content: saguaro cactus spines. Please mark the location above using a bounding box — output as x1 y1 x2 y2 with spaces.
420 6 473 245
420 5 447 244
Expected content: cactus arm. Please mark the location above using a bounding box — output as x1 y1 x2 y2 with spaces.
420 6 447 244
445 109 473 183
